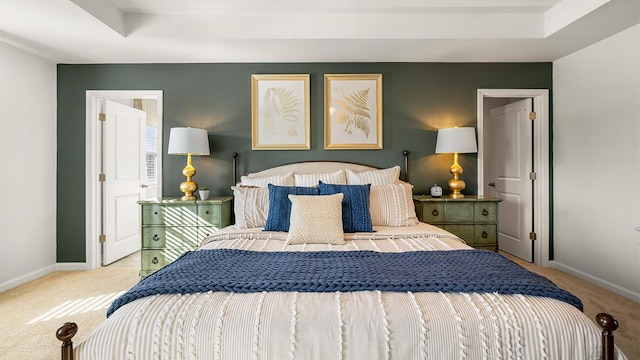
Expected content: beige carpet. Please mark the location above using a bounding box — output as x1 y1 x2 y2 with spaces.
0 252 638 360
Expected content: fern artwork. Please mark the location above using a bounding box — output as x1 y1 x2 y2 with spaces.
325 74 383 149
334 88 372 139
251 74 310 150
262 87 300 138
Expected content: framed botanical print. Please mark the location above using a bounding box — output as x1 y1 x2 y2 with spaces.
251 74 310 150
324 74 382 149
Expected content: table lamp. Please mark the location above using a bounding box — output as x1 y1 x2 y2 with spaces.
168 127 210 200
435 127 477 198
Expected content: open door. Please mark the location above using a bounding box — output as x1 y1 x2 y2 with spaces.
484 98 534 262
102 100 147 265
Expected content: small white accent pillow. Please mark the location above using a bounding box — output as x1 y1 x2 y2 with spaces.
346 166 401 185
286 193 345 245
294 170 347 187
369 183 419 227
231 186 269 229
240 172 294 187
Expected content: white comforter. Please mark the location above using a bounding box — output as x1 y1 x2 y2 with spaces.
75 224 626 359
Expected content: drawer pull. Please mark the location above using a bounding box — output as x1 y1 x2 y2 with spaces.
205 210 210 215
431 209 439 216
154 211 158 215
152 257 158 264
482 231 488 238
482 209 489 216
152 234 159 241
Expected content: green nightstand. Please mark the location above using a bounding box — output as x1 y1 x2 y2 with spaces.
138 197 232 277
413 195 502 251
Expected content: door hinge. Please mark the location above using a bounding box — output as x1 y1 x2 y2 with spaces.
529 232 537 241
99 234 106 243
529 112 536 121
99 113 106 122
99 173 106 182
529 172 537 181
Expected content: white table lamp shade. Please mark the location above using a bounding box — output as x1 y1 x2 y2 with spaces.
168 127 210 155
435 127 478 154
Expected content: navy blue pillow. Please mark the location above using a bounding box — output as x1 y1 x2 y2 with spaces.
264 184 320 232
318 181 373 233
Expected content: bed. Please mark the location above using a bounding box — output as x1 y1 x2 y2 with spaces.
57 155 624 360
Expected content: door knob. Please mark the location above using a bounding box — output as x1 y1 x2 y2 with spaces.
488 182 495 187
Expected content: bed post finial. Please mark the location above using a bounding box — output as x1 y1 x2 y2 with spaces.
232 152 239 185
596 313 618 360
402 150 410 182
57 322 78 360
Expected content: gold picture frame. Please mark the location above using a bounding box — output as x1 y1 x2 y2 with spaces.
251 74 310 150
324 74 383 150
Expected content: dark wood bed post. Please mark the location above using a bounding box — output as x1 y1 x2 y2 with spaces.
232 152 239 185
597 313 619 360
56 322 77 360
403 150 410 182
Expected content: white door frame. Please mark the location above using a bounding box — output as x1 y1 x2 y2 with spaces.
85 90 163 270
477 89 549 267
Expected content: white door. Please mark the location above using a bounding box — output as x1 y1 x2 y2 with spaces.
103 100 147 265
485 98 533 261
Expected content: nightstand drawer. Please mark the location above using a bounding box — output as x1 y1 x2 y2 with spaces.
474 203 497 223
141 248 190 271
473 225 497 244
198 226 220 239
416 202 445 223
141 204 164 225
444 202 474 223
142 226 200 248
197 204 222 226
141 204 198 226
440 224 475 244
472 245 498 252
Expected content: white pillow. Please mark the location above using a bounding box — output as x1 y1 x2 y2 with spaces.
240 172 294 187
346 166 401 185
231 186 269 229
294 170 347 187
286 193 345 245
369 183 419 227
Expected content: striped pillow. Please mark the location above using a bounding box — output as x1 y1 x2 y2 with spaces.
240 172 295 187
286 194 345 245
294 170 347 187
369 183 419 226
346 166 401 185
231 186 269 229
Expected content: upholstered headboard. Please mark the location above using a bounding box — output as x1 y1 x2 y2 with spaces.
232 150 410 184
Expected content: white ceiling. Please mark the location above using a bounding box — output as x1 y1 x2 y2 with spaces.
0 0 638 63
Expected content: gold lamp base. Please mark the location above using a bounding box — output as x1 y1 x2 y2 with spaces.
179 154 198 201
447 152 466 198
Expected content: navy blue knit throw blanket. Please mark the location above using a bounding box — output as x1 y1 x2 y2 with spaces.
107 249 583 317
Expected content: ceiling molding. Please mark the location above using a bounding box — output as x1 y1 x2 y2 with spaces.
0 0 637 63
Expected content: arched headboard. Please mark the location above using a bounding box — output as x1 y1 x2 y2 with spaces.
232 151 410 185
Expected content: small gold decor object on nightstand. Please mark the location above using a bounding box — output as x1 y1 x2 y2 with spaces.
435 127 478 198
168 127 210 200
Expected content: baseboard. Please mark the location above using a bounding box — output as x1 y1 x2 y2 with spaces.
550 261 640 302
0 264 56 293
56 262 89 271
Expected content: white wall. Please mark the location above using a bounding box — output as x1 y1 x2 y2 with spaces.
0 42 57 292
553 24 640 301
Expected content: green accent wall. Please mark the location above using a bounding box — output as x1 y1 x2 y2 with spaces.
57 62 552 262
